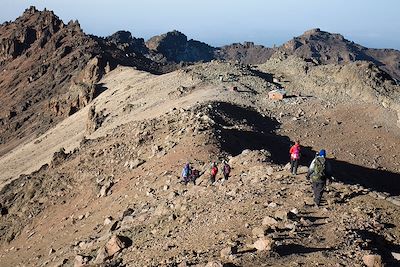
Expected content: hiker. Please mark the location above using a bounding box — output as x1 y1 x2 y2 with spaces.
181 162 192 184
306 149 333 207
189 169 199 185
222 161 231 181
210 162 218 184
289 141 301 175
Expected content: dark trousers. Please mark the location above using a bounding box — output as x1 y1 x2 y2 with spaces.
210 175 216 184
312 180 326 206
290 159 299 174
223 173 229 180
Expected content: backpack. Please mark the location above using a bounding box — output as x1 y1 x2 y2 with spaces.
291 146 300 160
182 165 191 177
312 157 326 181
211 166 218 176
223 164 231 175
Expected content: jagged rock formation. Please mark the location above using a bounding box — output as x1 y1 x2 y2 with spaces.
105 30 149 56
145 30 215 63
216 42 275 64
105 28 400 84
278 28 400 81
0 7 161 155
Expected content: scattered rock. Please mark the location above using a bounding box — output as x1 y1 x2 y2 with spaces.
391 252 400 261
274 210 288 221
262 216 278 227
362 254 382 267
74 254 90 267
94 246 109 264
126 159 146 170
252 237 274 251
252 227 266 238
220 246 232 259
104 216 113 225
105 235 129 256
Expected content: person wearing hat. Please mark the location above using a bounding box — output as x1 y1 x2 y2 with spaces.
306 149 333 207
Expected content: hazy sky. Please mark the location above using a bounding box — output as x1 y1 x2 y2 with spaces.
1 0 400 49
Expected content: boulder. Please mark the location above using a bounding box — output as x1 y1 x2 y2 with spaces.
104 216 113 225
262 216 278 227
274 210 288 221
94 246 109 264
74 255 90 267
253 237 274 251
128 159 146 170
391 252 400 261
362 254 382 267
252 227 266 238
220 246 232 259
105 235 126 256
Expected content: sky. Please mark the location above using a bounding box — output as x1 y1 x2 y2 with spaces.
1 0 400 49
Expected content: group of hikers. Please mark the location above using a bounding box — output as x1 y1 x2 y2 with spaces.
290 141 333 207
181 160 231 185
181 140 333 208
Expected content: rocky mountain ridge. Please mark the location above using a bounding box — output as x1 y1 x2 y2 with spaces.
109 27 400 82
278 28 400 81
0 6 162 155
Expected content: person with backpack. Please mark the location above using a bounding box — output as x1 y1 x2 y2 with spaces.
222 161 231 181
289 141 301 175
181 162 192 184
306 149 333 207
210 162 218 184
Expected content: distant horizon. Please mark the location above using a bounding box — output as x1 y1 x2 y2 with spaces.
1 1 400 50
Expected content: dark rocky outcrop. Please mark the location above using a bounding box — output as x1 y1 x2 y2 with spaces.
145 30 215 63
105 30 148 55
277 28 400 81
216 42 275 64
0 7 161 155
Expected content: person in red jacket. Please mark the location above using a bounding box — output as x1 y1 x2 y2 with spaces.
210 162 218 184
289 141 301 175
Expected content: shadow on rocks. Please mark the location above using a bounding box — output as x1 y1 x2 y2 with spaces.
356 229 400 267
209 101 400 195
275 244 335 257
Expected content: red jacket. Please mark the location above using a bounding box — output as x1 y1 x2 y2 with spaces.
289 144 300 160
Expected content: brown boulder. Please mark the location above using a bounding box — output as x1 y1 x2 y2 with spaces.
362 254 382 267
105 235 127 256
253 237 274 251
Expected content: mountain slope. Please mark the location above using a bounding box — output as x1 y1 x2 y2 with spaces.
0 7 161 156
0 61 400 266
